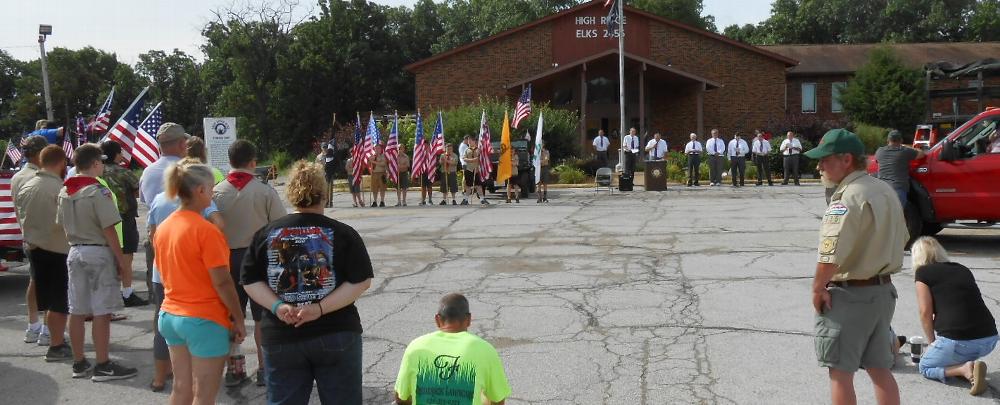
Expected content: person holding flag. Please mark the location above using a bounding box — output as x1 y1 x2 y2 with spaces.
533 113 550 203
438 143 460 205
396 143 411 207
497 112 516 204
345 145 364 208
411 111 432 206
350 114 366 207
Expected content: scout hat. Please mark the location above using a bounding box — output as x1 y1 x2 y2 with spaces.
804 128 865 159
156 122 191 144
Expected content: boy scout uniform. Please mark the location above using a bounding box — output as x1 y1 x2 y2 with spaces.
18 170 72 313
439 151 459 193
806 129 908 373
371 154 388 192
57 177 124 316
397 153 411 189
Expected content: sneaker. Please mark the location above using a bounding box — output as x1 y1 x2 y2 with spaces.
38 331 51 346
224 370 249 387
255 369 266 387
24 327 40 344
439 200 447 206
460 199 469 205
72 359 93 378
92 361 138 382
451 200 457 205
371 202 377 207
481 200 489 205
379 201 385 207
45 343 73 362
123 293 149 307
419 201 426 206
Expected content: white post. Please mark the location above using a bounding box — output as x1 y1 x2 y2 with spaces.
616 0 626 173
38 35 54 121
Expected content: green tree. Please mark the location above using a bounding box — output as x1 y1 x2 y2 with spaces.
969 0 1000 40
631 0 716 31
0 50 25 137
135 49 205 132
840 47 926 132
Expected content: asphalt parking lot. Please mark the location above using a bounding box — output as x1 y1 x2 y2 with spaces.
1 183 998 404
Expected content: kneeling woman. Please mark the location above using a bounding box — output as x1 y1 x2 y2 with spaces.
913 236 998 396
155 163 246 404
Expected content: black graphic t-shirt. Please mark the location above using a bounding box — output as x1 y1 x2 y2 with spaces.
241 212 374 344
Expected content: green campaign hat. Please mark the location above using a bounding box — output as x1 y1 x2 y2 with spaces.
804 128 865 159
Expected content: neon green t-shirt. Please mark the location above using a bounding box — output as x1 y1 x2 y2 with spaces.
96 176 123 246
395 331 511 405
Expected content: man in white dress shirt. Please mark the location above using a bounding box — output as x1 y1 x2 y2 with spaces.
645 132 668 161
593 129 611 168
728 133 750 187
752 130 773 186
622 128 640 177
705 129 726 186
684 133 704 187
780 131 803 185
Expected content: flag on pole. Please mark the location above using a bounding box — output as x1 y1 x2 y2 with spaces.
351 113 364 186
92 87 115 134
106 87 149 164
132 102 163 168
478 110 494 182
412 111 426 178
5 141 22 164
364 113 380 168
497 111 513 184
513 84 532 129
607 0 620 33
0 171 23 246
62 131 75 160
533 112 545 184
427 112 445 182
386 112 400 184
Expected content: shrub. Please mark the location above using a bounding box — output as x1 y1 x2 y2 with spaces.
554 164 588 184
853 122 890 154
841 46 926 132
269 150 294 172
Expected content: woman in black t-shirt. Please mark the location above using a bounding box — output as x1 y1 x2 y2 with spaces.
912 236 997 396
241 161 374 404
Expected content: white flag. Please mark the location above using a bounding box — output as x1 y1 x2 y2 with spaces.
533 113 544 184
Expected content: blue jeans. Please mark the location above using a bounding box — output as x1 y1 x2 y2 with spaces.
919 335 999 382
893 187 908 207
262 331 363 405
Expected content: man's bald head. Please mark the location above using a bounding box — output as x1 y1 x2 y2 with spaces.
437 293 471 323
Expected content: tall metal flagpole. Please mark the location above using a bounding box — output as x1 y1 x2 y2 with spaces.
617 0 626 172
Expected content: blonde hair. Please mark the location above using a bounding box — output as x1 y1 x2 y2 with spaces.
164 163 214 202
286 160 326 208
911 236 950 270
186 137 208 163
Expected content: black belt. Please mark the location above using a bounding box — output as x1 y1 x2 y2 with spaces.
71 244 108 247
687 152 701 155
828 274 891 288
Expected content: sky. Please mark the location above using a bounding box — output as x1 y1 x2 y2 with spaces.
1 0 773 64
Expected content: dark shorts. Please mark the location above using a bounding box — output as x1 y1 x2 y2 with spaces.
421 174 434 189
440 172 458 193
122 215 139 254
463 170 482 187
539 166 551 184
230 248 263 322
347 176 361 193
324 161 337 183
27 248 69 313
398 172 410 189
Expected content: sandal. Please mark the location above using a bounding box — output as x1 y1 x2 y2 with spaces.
971 361 987 396
150 381 166 392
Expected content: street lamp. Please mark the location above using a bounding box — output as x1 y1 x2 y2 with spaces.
38 24 54 121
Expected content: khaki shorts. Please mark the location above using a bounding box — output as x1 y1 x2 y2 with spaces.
67 246 123 316
371 173 386 191
814 282 897 372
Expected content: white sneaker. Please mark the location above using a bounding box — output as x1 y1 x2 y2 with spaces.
37 332 51 346
24 328 40 343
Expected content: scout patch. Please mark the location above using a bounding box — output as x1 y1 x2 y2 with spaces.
820 237 837 255
825 203 848 216
100 187 113 198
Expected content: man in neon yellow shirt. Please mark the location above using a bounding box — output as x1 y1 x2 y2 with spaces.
394 293 511 405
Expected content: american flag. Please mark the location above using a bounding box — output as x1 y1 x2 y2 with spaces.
132 102 163 168
106 87 149 164
513 84 532 129
478 110 494 182
5 141 22 164
93 87 115 134
411 111 427 178
351 114 364 186
62 132 75 160
385 113 400 184
607 0 620 33
427 112 445 182
0 171 22 247
364 113 380 169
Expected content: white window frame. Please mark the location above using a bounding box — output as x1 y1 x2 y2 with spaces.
801 82 817 113
831 82 847 113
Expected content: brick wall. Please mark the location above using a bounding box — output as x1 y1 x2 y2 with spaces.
784 75 851 123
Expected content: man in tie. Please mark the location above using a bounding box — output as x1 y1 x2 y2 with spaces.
592 129 610 168
752 130 773 186
684 133 703 187
728 132 749 187
705 129 726 186
622 127 640 177
780 131 803 185
645 132 668 161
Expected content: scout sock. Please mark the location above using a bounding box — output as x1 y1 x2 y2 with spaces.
28 321 42 332
121 287 134 299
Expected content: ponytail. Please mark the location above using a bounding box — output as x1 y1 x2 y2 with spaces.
164 163 214 202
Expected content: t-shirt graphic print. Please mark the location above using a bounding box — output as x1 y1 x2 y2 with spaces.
268 226 336 302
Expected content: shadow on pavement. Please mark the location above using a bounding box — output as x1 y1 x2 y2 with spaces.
936 233 1000 257
0 361 59 403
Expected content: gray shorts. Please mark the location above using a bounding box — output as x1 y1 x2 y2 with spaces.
67 246 123 316
814 282 897 372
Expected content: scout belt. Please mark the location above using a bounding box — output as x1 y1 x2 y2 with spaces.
828 274 891 288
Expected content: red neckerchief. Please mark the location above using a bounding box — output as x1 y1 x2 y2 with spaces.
227 171 255 191
64 176 100 195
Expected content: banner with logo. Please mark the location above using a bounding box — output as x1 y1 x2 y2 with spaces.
203 117 237 172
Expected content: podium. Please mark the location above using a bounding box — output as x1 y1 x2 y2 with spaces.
644 160 667 191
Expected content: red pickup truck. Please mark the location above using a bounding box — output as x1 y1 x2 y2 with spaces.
869 108 1000 241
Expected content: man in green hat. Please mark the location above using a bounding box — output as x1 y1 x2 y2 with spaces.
806 128 908 405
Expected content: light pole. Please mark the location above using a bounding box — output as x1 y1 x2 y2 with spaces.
38 24 54 121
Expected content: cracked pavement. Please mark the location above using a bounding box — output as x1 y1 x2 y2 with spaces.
1 184 999 404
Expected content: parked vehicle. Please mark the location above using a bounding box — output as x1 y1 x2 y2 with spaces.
485 139 535 197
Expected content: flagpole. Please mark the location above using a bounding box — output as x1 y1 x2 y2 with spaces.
139 102 163 127
102 86 149 141
617 0 626 173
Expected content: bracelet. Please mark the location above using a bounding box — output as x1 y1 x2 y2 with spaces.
317 301 324 315
271 300 284 314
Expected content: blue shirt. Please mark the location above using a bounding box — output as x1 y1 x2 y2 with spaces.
139 155 181 205
30 128 60 144
147 192 219 283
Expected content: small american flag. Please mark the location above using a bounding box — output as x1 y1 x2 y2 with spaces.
363 113 380 168
5 141 22 164
411 111 426 178
478 110 494 182
132 102 163 168
513 85 532 129
62 133 74 160
385 113 400 184
427 112 445 182
107 87 148 164
93 87 114 134
351 114 364 186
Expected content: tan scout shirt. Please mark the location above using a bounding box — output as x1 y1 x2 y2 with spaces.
818 170 907 281
371 154 387 174
463 147 481 172
541 149 551 167
511 154 520 176
213 171 288 249
57 179 122 246
10 163 39 208
17 171 70 254
398 153 411 173
440 152 459 173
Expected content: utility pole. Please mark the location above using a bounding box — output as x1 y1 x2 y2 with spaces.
38 24 54 121
616 0 626 173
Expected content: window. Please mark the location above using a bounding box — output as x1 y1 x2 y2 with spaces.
801 83 817 113
831 82 847 113
952 118 998 159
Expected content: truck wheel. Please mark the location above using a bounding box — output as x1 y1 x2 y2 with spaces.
904 202 923 246
921 222 943 236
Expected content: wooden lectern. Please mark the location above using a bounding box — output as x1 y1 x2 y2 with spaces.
644 160 667 191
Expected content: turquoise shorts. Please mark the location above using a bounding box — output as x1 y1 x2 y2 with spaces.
158 311 230 358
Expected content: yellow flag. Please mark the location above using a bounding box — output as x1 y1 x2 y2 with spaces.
497 111 513 184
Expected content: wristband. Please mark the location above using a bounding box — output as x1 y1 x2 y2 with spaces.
271 300 285 314
317 301 324 315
